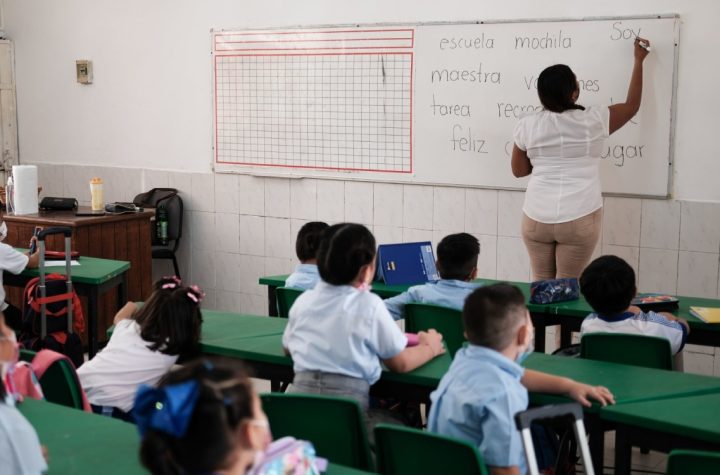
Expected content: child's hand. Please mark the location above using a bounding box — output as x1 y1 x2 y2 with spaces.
567 382 615 407
418 329 445 357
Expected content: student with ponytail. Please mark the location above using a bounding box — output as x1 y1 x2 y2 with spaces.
78 276 204 421
511 38 651 281
135 358 272 475
282 223 445 414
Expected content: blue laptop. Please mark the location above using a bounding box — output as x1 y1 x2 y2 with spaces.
376 241 440 285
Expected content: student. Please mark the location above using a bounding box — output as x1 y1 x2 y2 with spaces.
428 284 614 475
579 255 689 357
0 221 40 331
0 313 47 475
283 223 445 412
384 232 480 320
136 357 271 475
77 276 204 420
285 221 329 290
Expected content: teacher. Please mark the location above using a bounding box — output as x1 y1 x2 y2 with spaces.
511 37 650 280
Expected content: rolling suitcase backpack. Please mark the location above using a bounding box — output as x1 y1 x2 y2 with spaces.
515 403 595 475
19 227 85 368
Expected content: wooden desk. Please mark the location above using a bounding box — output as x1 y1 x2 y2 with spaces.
4 209 153 350
602 393 720 475
5 254 130 358
18 398 372 475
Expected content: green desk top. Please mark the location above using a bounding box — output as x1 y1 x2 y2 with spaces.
18 398 372 475
18 398 144 475
601 392 720 444
524 352 720 412
17 254 130 285
203 311 287 341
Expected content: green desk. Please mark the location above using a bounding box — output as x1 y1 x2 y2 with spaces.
602 393 720 475
260 274 561 352
5 254 130 358
18 398 373 475
19 398 143 474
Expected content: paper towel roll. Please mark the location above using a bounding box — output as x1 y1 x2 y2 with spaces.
12 165 38 215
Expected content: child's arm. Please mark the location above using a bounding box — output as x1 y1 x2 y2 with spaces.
25 247 40 269
113 302 138 324
383 330 445 373
521 369 615 407
382 290 411 321
660 311 690 334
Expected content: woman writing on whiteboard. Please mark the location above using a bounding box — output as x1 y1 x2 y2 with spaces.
511 37 650 280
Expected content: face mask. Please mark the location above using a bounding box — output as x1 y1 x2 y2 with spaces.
0 221 7 241
515 341 534 365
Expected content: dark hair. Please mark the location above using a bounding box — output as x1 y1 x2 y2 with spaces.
317 223 376 286
295 221 329 262
463 283 527 351
579 255 636 315
134 277 203 356
537 64 585 113
436 233 480 280
139 357 256 475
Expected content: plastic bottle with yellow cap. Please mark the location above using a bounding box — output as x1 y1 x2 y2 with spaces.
90 177 104 211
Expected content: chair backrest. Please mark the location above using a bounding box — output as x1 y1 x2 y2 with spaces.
260 393 373 471
666 449 720 474
276 287 304 319
374 423 488 475
20 349 86 409
580 333 674 370
405 303 465 358
133 188 184 244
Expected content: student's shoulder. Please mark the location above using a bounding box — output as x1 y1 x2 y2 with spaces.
640 310 683 329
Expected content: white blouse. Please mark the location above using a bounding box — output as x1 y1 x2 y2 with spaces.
513 105 610 224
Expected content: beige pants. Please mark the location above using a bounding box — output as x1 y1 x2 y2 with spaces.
522 208 603 281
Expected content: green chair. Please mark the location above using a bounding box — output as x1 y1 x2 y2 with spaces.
374 423 488 475
260 393 373 471
580 333 673 370
405 303 465 358
666 449 720 474
276 287 304 318
19 349 86 410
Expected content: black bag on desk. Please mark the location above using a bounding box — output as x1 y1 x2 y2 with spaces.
39 197 78 211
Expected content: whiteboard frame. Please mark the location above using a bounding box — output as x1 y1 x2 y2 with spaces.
210 14 680 199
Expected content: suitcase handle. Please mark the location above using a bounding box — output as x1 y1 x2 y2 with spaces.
38 226 72 241
514 403 584 431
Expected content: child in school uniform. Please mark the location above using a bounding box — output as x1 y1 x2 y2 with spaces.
285 221 329 290
429 284 614 475
384 232 481 320
136 357 274 475
579 255 689 361
283 223 445 412
77 276 204 421
0 220 40 331
0 313 47 475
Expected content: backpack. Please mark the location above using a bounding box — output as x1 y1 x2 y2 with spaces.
19 273 86 368
248 437 325 475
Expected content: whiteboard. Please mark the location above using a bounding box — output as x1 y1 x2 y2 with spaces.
212 16 679 197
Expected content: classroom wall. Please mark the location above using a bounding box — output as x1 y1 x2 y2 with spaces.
3 1 720 375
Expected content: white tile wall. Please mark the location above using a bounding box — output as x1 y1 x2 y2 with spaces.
264 178 290 218
373 183 403 226
640 199 681 250
680 201 720 253
433 186 465 231
603 197 642 246
214 173 239 214
37 162 720 376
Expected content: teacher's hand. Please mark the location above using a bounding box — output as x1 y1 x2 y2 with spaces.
634 37 650 62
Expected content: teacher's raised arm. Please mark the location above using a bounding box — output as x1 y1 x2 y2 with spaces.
511 40 650 281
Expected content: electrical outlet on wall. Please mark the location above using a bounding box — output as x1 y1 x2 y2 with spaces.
76 59 92 84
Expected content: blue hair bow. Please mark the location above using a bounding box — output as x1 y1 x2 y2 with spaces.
133 380 200 438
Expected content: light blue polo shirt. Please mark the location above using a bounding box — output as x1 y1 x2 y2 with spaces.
284 264 320 291
384 279 480 321
282 281 407 385
428 345 528 473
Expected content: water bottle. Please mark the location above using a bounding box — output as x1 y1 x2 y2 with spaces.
5 175 13 214
157 204 168 245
